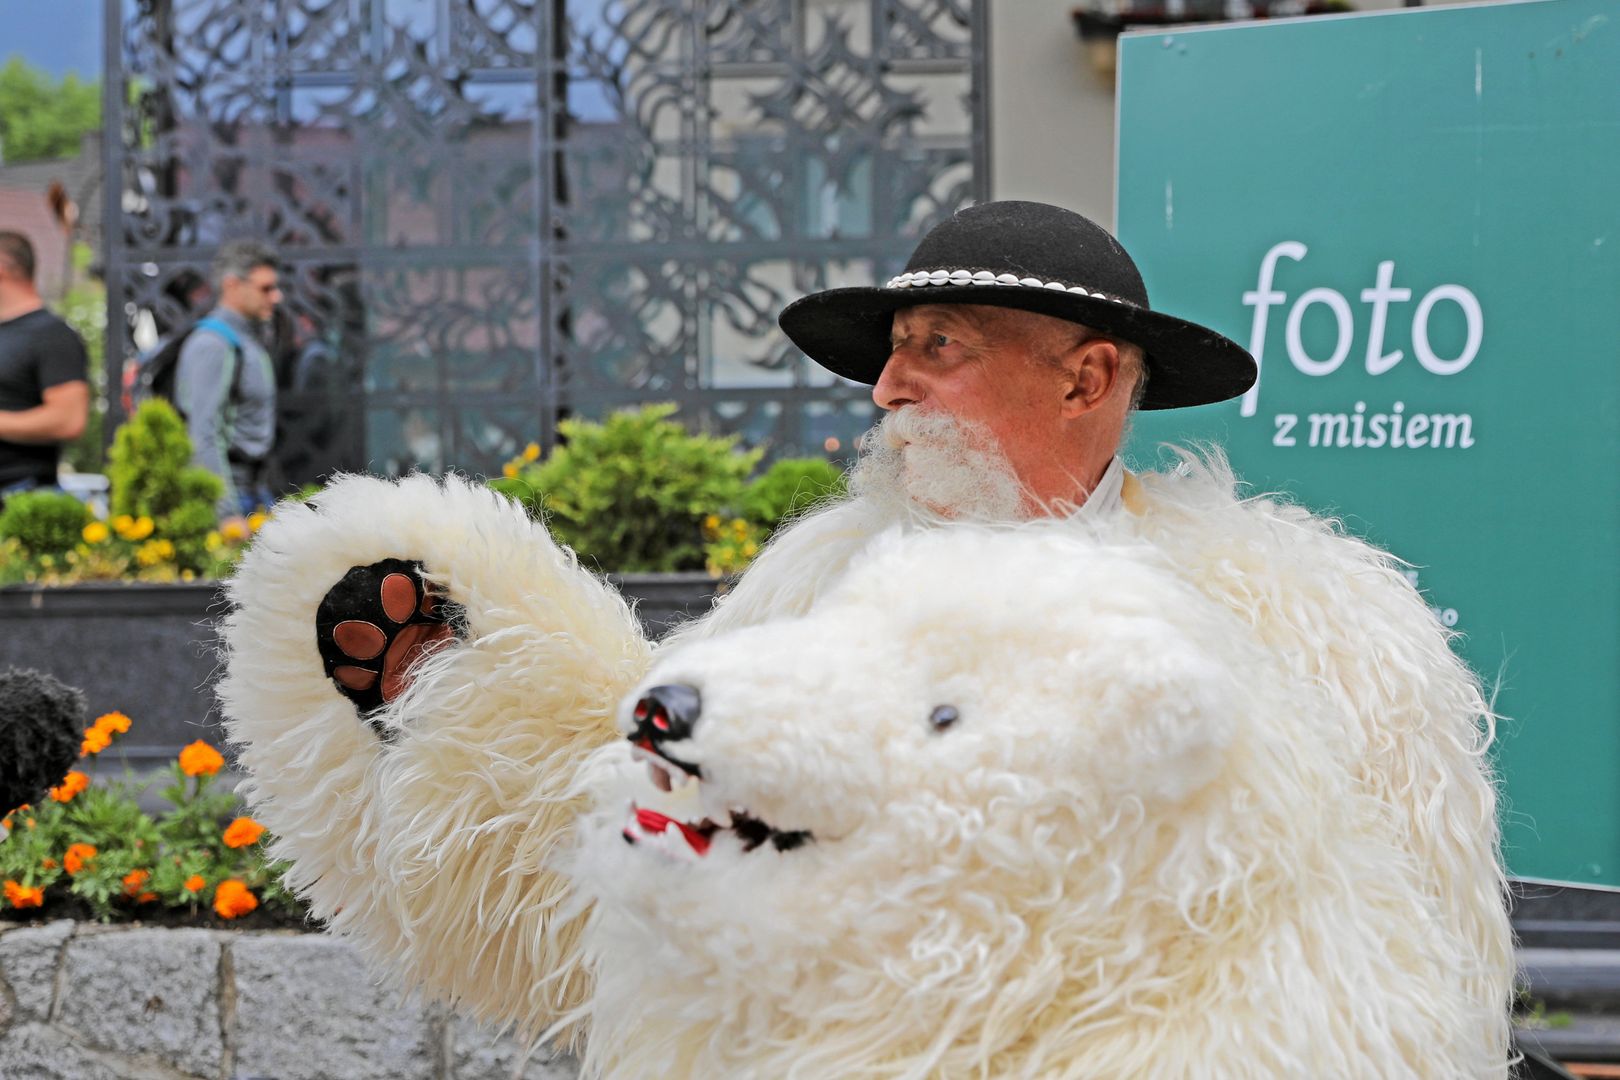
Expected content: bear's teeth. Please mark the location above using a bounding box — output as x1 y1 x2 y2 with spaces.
647 761 672 792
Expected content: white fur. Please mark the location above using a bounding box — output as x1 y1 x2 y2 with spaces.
220 455 1510 1077
218 473 651 1044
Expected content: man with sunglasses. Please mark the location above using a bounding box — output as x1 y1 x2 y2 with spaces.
176 239 283 530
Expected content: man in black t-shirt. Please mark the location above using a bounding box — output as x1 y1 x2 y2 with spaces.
0 231 89 509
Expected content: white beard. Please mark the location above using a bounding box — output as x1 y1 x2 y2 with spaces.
848 407 1029 523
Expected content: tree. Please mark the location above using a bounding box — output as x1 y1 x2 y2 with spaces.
0 57 101 165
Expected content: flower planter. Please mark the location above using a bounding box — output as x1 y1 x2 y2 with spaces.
0 920 579 1079
0 574 723 763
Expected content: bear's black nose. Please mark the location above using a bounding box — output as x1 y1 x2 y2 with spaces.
633 684 701 744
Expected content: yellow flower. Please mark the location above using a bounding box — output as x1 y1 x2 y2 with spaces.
205 531 224 551
116 515 154 541
703 514 721 531
213 879 259 919
222 817 267 849
247 511 268 534
181 569 196 581
81 521 110 544
220 520 248 543
731 519 749 540
63 843 97 875
522 442 541 462
48 771 90 803
501 461 520 479
178 740 224 777
741 541 758 558
135 538 176 567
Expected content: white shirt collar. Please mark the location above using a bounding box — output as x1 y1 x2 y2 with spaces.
1070 456 1125 521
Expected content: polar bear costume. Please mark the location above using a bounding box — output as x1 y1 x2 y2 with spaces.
218 452 1511 1079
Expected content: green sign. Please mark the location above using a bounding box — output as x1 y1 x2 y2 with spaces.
1117 0 1620 886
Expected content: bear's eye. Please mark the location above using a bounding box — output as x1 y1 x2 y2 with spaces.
929 705 959 732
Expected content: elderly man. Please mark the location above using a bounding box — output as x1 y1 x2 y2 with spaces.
675 200 1255 639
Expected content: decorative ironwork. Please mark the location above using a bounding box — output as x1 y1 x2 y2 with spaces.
103 0 989 483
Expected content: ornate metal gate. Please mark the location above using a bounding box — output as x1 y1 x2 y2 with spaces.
103 0 989 482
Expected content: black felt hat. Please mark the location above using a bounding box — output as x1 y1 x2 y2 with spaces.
778 201 1256 410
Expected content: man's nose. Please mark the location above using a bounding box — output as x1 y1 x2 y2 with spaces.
872 351 919 411
631 684 702 745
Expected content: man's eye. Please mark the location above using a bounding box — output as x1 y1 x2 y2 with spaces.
931 333 951 348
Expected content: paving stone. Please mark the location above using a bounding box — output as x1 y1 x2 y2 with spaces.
57 927 223 1078
0 920 74 1021
0 1019 185 1080
450 1013 581 1080
230 933 436 1080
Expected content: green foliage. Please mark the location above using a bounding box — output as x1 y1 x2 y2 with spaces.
107 400 196 519
490 409 849 576
0 58 101 164
60 248 108 473
0 723 297 923
100 399 225 575
0 399 264 584
701 515 767 578
0 489 88 556
740 457 848 530
510 404 763 573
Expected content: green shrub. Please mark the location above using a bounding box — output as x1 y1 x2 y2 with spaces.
740 457 847 530
103 400 224 575
0 490 89 557
504 404 762 573
107 399 201 519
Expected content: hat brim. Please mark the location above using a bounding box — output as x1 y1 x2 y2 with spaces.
778 286 1256 411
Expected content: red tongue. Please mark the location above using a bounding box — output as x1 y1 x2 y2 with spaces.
634 807 711 856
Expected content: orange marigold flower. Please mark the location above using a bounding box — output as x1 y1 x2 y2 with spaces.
40 857 56 869
184 874 206 893
136 892 157 903
93 711 132 735
178 740 224 777
3 880 44 909
81 726 112 756
63 843 97 875
222 817 267 849
122 869 150 897
49 771 90 803
213 879 258 919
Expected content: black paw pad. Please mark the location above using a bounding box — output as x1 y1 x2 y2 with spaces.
314 558 462 733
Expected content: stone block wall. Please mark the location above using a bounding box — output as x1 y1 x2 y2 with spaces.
0 923 580 1080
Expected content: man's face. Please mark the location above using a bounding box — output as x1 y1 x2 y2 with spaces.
873 304 1080 505
223 266 282 322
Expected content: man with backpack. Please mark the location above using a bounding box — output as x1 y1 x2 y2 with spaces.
0 231 89 511
176 240 282 529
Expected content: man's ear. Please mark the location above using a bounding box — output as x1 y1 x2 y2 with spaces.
1060 339 1121 418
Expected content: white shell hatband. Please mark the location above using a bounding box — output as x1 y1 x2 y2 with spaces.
881 268 1133 307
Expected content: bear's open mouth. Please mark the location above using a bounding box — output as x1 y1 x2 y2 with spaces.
623 746 811 858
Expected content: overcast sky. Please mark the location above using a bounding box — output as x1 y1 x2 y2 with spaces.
3 0 104 79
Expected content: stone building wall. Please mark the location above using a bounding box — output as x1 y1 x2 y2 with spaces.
0 922 579 1080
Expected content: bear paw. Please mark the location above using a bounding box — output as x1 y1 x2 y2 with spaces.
314 559 462 732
